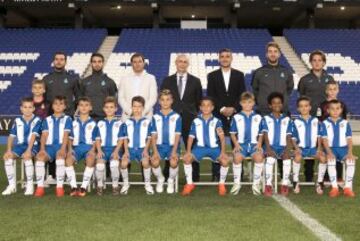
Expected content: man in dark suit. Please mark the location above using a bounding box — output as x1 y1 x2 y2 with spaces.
207 48 246 181
161 54 203 181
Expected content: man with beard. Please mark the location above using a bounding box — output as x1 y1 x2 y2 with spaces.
80 53 117 121
251 42 294 115
42 51 80 183
207 48 246 181
43 51 80 116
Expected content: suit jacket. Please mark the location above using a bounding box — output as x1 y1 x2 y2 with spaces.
117 70 158 120
207 68 246 132
160 73 203 137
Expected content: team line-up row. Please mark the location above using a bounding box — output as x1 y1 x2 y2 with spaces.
2 89 356 198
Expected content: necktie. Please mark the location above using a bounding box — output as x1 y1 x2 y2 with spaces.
178 75 183 99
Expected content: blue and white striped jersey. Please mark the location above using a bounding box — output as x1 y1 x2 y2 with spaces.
10 115 42 145
70 117 97 146
151 110 182 146
42 114 72 145
123 117 152 149
189 115 223 148
261 113 292 147
321 118 352 148
96 118 124 147
229 111 263 144
292 116 321 149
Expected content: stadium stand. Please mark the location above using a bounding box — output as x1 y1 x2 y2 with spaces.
284 29 360 116
0 28 107 114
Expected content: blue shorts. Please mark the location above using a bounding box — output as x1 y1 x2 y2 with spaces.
331 147 348 162
157 145 180 160
128 148 144 162
238 143 258 157
300 147 317 159
45 144 62 162
192 146 220 162
100 147 121 162
72 145 93 162
12 144 39 157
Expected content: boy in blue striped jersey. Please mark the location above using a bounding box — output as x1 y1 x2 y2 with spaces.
35 95 73 197
2 97 42 196
151 89 182 194
322 99 356 198
95 97 124 196
229 92 264 196
292 96 326 195
121 96 154 195
262 92 293 197
182 97 229 196
65 97 97 197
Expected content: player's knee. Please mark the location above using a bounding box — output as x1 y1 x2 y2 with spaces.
169 159 178 168
85 158 95 167
65 157 73 167
142 159 150 169
233 154 243 164
110 159 119 168
36 153 46 162
96 162 105 171
253 153 263 163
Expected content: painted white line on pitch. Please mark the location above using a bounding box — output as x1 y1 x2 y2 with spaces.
272 194 342 241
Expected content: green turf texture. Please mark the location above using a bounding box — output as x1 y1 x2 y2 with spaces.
0 146 359 241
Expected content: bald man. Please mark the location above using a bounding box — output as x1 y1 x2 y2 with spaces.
161 54 203 181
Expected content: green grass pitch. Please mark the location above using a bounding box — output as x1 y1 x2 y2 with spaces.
0 145 359 241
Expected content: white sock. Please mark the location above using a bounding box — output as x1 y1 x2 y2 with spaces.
292 161 301 183
81 166 94 189
152 166 164 181
345 159 355 189
120 168 129 185
65 166 77 188
56 159 65 188
232 163 242 184
327 159 338 188
317 163 327 183
95 163 105 188
184 164 193 184
253 162 264 185
143 167 151 185
110 160 120 188
219 166 229 184
4 159 15 187
265 157 276 186
282 159 291 186
35 161 45 187
169 166 178 182
24 160 34 186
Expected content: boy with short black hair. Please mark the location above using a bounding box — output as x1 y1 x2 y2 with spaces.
262 92 293 197
121 96 154 195
182 96 229 196
292 96 326 195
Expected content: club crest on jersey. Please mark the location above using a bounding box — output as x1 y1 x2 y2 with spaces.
170 117 176 122
340 123 345 128
101 80 106 86
115 123 120 128
280 72 285 78
64 78 68 84
87 125 93 130
142 122 148 127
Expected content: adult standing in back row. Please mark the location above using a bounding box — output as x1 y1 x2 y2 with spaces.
80 53 117 121
251 42 294 115
298 50 334 117
43 51 80 116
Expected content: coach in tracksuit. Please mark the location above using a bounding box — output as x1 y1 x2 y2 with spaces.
251 42 294 115
79 53 117 121
43 51 80 116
